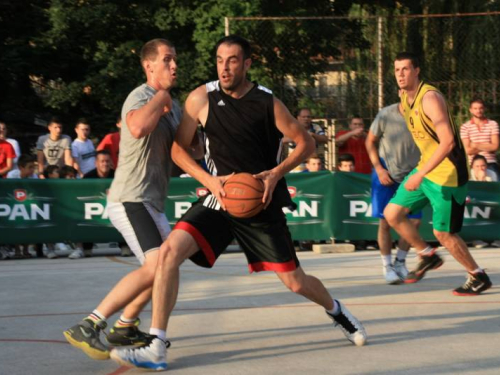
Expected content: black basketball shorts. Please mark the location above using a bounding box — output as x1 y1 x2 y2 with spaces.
173 198 300 273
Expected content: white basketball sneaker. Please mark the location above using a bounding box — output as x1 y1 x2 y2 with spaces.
110 336 168 371
326 300 367 346
384 264 402 285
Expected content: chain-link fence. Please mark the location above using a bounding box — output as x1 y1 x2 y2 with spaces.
226 12 500 129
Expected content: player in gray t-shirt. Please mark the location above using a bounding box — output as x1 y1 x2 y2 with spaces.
64 38 202 361
366 102 421 285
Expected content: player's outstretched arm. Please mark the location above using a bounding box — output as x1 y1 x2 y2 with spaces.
254 98 314 208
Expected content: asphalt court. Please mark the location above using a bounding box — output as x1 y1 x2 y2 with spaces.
0 247 499 374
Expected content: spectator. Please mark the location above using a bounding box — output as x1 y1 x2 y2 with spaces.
286 108 327 173
7 154 38 179
72 118 96 177
470 154 498 182
43 165 60 179
0 133 16 178
97 115 121 169
337 153 355 172
304 154 322 172
60 165 78 179
460 98 499 178
336 116 371 174
69 150 119 259
36 117 73 177
0 121 21 171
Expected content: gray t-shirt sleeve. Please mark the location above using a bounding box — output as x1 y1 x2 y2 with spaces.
62 136 72 149
369 109 386 138
36 135 45 150
122 88 152 120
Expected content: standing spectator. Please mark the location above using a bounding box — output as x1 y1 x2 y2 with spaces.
36 117 73 177
337 153 355 172
336 116 371 174
0 121 21 171
97 116 121 169
365 102 421 284
0 135 16 178
69 150 119 259
460 98 499 178
72 119 96 177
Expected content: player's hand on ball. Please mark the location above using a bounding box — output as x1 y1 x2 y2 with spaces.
253 169 279 209
207 173 234 210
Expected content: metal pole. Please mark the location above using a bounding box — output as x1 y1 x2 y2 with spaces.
377 16 384 110
225 17 230 36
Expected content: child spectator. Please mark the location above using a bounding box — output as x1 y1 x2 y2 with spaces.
60 165 78 179
7 154 38 179
305 154 323 172
469 154 498 182
43 165 60 179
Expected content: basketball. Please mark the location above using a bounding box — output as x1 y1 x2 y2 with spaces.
222 173 265 218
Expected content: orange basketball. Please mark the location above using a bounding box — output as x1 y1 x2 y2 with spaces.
222 173 265 218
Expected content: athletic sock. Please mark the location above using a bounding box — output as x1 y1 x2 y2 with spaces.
396 248 408 261
418 246 434 257
471 268 484 274
87 309 106 324
326 299 341 316
115 315 137 328
381 254 392 267
149 328 167 341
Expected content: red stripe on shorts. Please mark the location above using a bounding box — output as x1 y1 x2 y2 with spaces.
248 260 297 273
174 221 216 266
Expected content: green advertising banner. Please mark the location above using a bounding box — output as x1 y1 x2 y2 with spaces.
1 172 500 244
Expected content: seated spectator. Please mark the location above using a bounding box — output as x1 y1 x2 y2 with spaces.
43 165 60 179
0 121 21 171
60 165 78 179
7 154 38 179
97 115 121 169
460 98 499 178
36 117 73 178
305 154 323 172
469 155 498 182
338 153 355 172
336 116 371 174
83 150 115 179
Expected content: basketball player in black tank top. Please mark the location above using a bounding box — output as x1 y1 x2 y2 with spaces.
110 35 367 370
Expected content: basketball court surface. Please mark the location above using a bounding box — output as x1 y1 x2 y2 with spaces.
1 246 499 374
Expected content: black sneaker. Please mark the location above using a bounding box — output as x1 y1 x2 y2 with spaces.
63 318 109 360
405 250 444 283
107 318 154 347
326 300 367 346
453 272 492 296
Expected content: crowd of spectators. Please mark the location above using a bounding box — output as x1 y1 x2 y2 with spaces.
1 99 500 258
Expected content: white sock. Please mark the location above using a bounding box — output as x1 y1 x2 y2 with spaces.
88 309 106 323
418 246 433 256
149 328 167 341
326 299 341 316
396 248 408 261
381 254 392 267
471 268 483 274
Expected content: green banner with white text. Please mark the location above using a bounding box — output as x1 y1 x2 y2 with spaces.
1 172 499 244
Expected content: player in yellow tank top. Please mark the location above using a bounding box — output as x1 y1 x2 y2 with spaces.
401 82 469 187
383 52 491 296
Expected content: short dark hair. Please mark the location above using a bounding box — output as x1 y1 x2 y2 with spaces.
471 154 487 166
395 52 420 69
140 39 175 63
43 165 59 178
96 150 111 158
470 98 485 107
306 154 321 163
18 154 35 168
59 165 77 178
215 35 251 60
48 116 62 126
76 118 89 127
296 108 312 117
338 153 355 165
